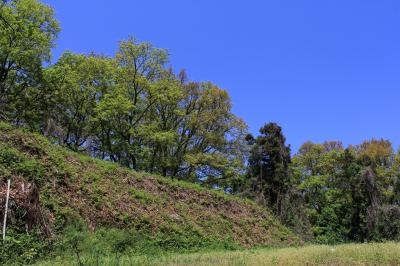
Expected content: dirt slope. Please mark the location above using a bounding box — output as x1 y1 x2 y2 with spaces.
0 122 298 248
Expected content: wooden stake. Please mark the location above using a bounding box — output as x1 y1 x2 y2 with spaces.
3 178 10 241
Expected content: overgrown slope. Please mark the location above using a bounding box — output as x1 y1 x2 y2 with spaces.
0 123 298 257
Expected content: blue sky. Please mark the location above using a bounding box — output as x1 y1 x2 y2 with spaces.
42 0 400 153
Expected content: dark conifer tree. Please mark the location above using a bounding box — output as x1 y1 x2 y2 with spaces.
246 123 291 216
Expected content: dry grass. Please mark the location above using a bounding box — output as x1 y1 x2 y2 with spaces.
38 242 400 266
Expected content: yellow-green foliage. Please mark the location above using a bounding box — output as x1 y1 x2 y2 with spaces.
36 242 400 266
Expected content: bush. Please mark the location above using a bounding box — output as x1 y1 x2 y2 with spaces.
0 146 44 185
0 228 49 265
370 205 400 241
48 224 241 265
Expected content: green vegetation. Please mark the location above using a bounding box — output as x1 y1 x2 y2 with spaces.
0 124 296 265
1 0 399 265
36 242 400 266
238 123 400 243
1 0 246 188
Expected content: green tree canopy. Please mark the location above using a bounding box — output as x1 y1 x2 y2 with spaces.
0 0 59 120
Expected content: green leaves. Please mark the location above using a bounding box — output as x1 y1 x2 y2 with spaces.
0 0 59 119
292 139 400 243
34 36 245 185
44 52 115 151
1 0 247 189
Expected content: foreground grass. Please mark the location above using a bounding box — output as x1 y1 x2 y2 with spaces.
37 242 400 266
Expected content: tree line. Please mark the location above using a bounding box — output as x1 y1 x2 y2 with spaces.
1 0 399 243
0 0 247 187
238 124 400 243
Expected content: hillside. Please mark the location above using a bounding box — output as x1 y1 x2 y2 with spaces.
0 122 298 263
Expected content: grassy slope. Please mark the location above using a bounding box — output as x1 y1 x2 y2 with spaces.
37 242 400 266
0 122 297 251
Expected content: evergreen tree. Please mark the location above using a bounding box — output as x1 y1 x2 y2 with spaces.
246 123 291 216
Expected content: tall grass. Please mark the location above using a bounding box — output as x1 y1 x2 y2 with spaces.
36 242 400 266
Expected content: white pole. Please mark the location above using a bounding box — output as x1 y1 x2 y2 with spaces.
3 178 10 241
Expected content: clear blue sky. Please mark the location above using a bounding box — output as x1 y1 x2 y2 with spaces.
42 0 400 153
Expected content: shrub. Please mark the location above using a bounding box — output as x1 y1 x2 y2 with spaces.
0 228 49 265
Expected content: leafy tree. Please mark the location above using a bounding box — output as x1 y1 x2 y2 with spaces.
335 149 364 241
44 52 115 151
89 40 247 185
139 74 247 186
0 0 59 122
354 139 399 240
175 81 247 186
293 139 400 243
92 36 168 168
